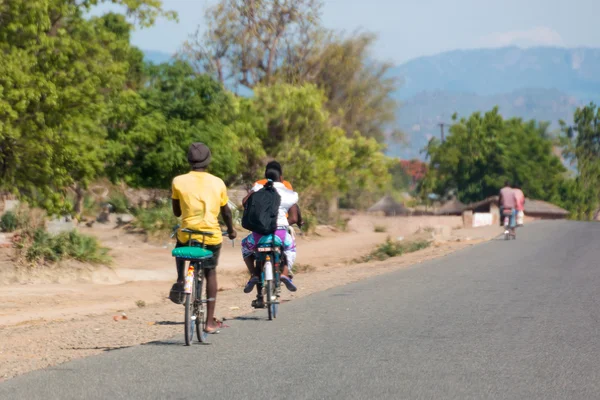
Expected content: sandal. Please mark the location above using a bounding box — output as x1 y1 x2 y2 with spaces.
280 275 297 292
244 276 260 293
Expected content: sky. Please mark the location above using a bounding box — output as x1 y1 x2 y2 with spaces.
101 0 600 64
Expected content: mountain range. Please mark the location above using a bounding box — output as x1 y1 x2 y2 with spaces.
143 46 600 159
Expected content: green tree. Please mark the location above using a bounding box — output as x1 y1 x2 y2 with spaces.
559 103 600 219
253 83 390 215
421 108 566 204
106 61 264 188
0 0 174 213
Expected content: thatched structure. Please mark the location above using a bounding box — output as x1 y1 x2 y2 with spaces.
436 198 466 215
367 195 409 216
523 199 569 219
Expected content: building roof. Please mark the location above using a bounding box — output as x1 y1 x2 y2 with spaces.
367 195 409 216
524 199 569 216
436 198 466 215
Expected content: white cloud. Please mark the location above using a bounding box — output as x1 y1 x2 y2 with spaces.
480 26 565 48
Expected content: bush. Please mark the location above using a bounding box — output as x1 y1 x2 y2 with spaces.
374 225 387 233
16 229 110 265
107 192 130 214
1 211 19 232
354 237 431 263
132 202 178 236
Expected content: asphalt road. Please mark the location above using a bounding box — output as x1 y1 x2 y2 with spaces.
2 221 600 399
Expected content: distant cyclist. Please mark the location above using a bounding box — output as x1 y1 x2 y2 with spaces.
499 180 517 237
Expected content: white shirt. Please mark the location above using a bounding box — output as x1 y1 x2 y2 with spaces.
251 182 299 227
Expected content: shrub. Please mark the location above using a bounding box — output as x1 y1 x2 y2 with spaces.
107 192 130 214
1 211 19 232
354 237 431 263
132 202 178 237
374 225 387 233
16 229 110 265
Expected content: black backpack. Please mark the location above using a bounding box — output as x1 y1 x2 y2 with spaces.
242 181 281 234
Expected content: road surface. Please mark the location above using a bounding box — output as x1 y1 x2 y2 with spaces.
2 221 600 399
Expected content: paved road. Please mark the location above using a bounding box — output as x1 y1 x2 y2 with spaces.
2 221 600 399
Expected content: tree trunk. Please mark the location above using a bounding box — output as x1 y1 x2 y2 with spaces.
73 184 85 216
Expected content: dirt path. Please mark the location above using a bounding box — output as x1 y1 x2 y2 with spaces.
0 215 501 380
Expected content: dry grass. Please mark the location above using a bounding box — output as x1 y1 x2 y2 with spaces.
294 263 316 274
374 225 387 233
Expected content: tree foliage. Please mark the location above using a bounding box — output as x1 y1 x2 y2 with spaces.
183 0 324 89
421 108 566 204
0 0 173 213
559 103 600 219
106 61 264 188
253 83 390 212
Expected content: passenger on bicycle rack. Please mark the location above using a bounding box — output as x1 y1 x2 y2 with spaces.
169 143 237 334
241 168 300 308
252 160 303 276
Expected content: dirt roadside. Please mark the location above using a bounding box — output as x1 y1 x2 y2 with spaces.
0 215 501 381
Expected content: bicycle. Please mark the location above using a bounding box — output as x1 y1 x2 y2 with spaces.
502 209 516 240
253 233 284 321
171 226 233 345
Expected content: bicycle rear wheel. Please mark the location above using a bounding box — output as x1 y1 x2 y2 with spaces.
184 269 196 346
195 270 207 343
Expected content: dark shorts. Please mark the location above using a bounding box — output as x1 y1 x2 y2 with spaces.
175 241 221 269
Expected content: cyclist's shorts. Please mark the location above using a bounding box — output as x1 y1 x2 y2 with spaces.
175 241 221 268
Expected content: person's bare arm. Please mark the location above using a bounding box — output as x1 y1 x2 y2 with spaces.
172 199 182 217
287 204 299 226
287 204 303 227
220 204 237 240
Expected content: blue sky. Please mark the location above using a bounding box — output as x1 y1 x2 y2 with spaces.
100 0 600 64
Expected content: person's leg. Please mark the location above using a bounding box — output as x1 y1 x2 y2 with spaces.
203 244 221 332
279 230 297 292
241 233 260 293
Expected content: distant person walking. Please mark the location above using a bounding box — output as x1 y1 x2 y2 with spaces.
513 184 525 226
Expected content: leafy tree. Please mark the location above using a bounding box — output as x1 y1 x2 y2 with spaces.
421 108 566 204
281 32 401 143
0 0 174 213
559 103 600 219
182 0 324 89
106 61 264 188
252 83 390 215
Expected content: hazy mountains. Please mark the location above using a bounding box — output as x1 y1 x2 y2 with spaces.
390 47 600 159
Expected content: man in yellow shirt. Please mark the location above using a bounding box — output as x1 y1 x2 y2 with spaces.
170 143 237 334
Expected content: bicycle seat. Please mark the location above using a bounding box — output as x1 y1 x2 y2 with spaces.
180 228 214 236
257 235 283 247
172 246 214 261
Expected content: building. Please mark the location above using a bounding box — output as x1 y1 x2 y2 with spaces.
367 195 410 217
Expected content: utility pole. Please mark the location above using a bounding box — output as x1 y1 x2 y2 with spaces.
437 123 447 142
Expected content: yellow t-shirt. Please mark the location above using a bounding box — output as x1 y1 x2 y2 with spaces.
172 171 229 246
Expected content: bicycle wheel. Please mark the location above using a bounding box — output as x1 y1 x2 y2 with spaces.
266 280 273 321
184 268 196 346
195 270 207 343
271 277 279 319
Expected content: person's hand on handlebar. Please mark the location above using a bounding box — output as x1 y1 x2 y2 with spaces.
227 229 237 240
